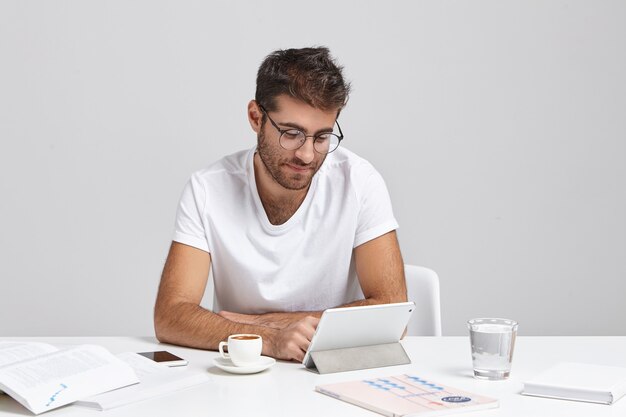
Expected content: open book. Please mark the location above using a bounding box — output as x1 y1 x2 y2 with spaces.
0 341 139 414
316 374 498 417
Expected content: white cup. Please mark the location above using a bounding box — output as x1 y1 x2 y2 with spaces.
218 334 262 366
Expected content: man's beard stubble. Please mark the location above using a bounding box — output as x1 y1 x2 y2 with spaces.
256 130 324 191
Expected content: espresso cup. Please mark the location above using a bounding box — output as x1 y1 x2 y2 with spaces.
218 334 262 366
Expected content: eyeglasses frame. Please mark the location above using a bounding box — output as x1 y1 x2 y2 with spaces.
258 104 344 154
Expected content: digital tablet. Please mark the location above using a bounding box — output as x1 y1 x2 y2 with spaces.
302 302 415 369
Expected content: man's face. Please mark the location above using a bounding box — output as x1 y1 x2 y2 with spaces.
256 95 338 191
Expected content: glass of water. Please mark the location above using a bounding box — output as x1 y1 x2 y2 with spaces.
467 318 518 380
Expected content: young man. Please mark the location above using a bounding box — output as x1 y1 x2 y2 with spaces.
154 47 406 362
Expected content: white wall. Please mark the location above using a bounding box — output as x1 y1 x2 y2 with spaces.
1 0 624 336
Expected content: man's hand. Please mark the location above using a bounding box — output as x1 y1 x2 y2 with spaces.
268 316 319 362
266 316 319 362
218 311 319 361
219 311 319 361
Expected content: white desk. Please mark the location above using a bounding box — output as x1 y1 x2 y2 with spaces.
1 336 625 416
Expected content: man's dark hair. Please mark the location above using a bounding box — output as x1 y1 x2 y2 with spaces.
255 46 351 115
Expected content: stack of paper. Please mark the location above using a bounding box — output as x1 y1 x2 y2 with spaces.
75 352 211 410
522 362 626 405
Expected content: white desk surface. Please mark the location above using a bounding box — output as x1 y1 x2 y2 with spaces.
1 336 625 417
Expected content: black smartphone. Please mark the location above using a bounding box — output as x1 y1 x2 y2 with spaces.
137 351 188 367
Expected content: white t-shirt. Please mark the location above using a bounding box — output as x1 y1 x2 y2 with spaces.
173 146 398 314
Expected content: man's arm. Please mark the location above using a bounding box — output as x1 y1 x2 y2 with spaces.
218 230 407 328
352 229 407 304
154 242 318 362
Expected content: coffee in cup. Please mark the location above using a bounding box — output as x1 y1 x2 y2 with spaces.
218 334 262 366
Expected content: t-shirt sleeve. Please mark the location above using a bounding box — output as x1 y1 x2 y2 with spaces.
353 166 399 248
172 174 210 253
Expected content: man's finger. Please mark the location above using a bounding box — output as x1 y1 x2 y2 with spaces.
296 317 319 340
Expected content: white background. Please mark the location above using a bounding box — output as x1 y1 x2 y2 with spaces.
1 0 624 336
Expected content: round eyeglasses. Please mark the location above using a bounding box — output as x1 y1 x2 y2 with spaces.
259 105 344 154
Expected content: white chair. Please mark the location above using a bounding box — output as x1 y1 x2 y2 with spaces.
404 264 442 336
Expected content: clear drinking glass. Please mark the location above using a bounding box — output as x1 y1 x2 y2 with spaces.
467 318 518 380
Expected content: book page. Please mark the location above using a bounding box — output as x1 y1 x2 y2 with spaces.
0 342 60 396
0 344 139 414
0 342 59 367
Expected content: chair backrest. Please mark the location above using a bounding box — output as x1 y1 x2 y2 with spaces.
404 264 442 336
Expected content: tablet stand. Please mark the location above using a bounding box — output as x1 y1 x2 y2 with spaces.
308 342 411 374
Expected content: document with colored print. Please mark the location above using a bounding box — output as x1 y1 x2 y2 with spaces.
316 374 498 416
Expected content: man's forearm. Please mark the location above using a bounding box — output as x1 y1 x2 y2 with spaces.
154 301 278 354
220 296 399 330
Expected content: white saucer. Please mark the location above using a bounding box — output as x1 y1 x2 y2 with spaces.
213 356 276 374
